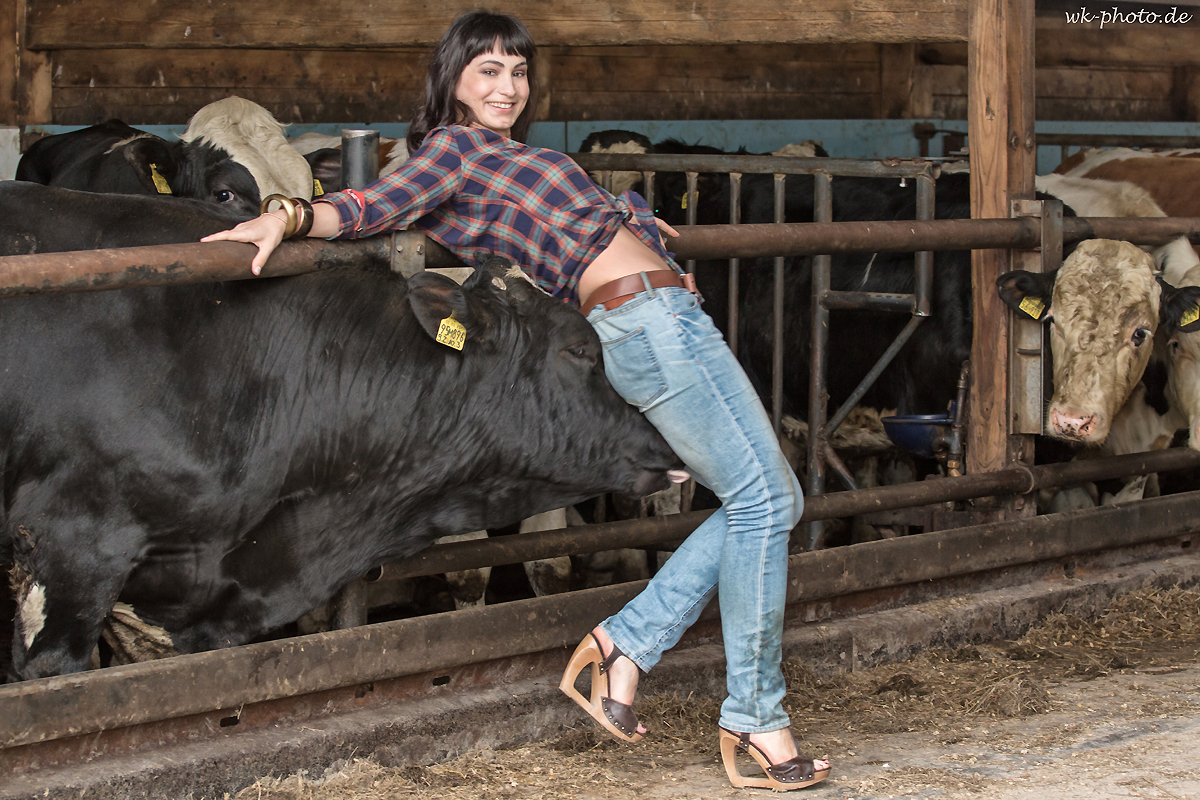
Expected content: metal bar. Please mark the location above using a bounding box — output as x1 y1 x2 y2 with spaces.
369 447 1200 581
728 173 742 356
805 172 833 550
669 217 1042 261
341 129 379 191
823 315 926 438
772 173 787 435
571 152 939 179
3 215 1197 301
914 175 935 317
7 486 1200 750
821 290 915 312
822 443 860 492
684 172 698 273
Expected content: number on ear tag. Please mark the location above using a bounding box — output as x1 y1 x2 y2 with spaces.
1018 296 1046 320
1182 305 1200 328
313 179 324 197
149 164 172 194
436 316 466 350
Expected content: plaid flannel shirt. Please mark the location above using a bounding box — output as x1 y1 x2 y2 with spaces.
315 125 680 305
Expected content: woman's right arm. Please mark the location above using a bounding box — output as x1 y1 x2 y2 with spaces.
201 202 342 275
202 128 462 274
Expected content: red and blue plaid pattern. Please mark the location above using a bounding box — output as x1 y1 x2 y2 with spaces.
316 125 679 305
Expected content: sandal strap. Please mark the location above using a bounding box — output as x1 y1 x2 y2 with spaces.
600 696 641 737
594 635 642 675
734 730 819 783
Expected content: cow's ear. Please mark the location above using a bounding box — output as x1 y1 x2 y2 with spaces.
407 271 491 349
997 270 1055 322
123 137 181 195
1160 282 1200 334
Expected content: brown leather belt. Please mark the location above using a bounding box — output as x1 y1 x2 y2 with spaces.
580 270 700 318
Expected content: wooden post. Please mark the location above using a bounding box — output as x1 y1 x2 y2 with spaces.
967 0 1010 477
968 0 1037 487
2 0 51 127
0 0 18 125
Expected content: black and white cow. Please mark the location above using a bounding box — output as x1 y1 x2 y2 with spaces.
1 222 678 679
16 97 312 217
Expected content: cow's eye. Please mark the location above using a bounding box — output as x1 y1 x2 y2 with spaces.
214 190 235 204
1132 327 1151 347
564 343 594 364
1171 339 1182 354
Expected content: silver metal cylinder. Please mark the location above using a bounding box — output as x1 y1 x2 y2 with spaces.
341 129 381 191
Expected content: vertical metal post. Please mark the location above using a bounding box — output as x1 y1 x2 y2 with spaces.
684 172 699 274
914 175 935 317
772 174 787 436
805 172 833 551
341 129 381 191
728 173 742 356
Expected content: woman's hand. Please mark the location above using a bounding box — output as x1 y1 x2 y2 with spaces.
201 212 288 276
654 217 680 249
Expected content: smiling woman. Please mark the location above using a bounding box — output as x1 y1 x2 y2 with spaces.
454 50 529 139
200 10 825 790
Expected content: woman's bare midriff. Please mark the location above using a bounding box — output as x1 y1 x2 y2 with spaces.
577 224 673 308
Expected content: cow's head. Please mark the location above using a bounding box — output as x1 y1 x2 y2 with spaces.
998 239 1163 445
176 96 314 217
405 257 679 515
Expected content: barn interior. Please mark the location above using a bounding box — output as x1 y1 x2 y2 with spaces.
4 1 1200 796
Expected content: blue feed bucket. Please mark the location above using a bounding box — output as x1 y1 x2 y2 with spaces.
881 413 956 458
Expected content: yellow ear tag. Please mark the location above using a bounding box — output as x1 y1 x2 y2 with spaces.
436 315 466 350
1182 305 1200 328
149 163 172 194
681 193 688 210
1018 296 1045 320
312 178 324 197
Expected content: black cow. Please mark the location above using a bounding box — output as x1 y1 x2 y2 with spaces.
3 241 677 679
16 119 264 217
0 182 251 255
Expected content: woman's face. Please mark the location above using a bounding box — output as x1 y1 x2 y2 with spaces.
455 45 529 138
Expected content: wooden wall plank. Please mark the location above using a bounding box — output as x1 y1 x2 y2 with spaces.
25 0 968 49
0 0 17 125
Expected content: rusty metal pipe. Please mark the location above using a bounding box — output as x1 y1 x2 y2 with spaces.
6 488 1200 751
821 290 915 312
570 152 939 179
0 234 462 299
368 448 1200 581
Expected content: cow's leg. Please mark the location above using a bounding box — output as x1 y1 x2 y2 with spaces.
518 509 571 596
8 517 137 680
438 531 491 609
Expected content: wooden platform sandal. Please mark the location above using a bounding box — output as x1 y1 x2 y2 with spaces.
559 632 645 743
718 726 831 791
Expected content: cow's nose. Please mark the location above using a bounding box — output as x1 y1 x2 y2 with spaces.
1050 407 1097 439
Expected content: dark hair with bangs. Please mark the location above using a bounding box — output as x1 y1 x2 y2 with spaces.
406 11 539 151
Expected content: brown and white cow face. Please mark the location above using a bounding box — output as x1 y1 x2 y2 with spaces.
999 239 1161 445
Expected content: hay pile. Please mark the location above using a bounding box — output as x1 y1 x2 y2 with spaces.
232 585 1200 800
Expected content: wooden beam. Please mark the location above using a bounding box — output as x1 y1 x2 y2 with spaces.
967 0 1010 477
879 43 917 119
922 18 1200 67
24 0 968 49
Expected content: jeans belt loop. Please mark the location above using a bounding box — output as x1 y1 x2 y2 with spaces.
640 271 654 298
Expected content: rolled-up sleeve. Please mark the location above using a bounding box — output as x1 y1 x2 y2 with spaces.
314 128 463 239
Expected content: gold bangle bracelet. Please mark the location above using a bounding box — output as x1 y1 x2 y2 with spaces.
291 197 314 239
260 193 299 238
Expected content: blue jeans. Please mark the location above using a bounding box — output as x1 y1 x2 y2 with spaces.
586 278 804 734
